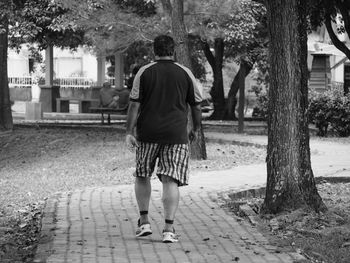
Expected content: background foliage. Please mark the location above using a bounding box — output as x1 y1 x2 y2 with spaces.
309 87 350 137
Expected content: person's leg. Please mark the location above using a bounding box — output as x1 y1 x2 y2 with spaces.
134 142 159 237
161 175 179 232
157 144 188 242
135 176 151 225
112 96 120 108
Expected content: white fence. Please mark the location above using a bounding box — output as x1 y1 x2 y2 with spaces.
10 76 342 91
9 76 116 89
8 76 32 88
54 77 95 89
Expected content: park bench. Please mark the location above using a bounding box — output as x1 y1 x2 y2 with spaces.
56 98 100 113
89 105 128 124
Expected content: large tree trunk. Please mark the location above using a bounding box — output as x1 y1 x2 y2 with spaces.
0 18 12 131
263 0 326 214
166 0 207 160
201 39 225 120
237 59 246 133
171 0 191 68
225 62 252 120
210 39 225 120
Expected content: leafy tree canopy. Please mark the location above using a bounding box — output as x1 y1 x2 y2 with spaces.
1 0 85 50
307 0 350 59
56 0 163 55
255 0 350 89
185 0 267 64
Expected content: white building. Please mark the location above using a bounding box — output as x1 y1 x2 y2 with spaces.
52 47 99 79
8 48 30 77
7 20 350 93
8 46 105 80
307 22 350 93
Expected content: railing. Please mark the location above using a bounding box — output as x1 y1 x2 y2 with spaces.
54 77 95 89
55 77 116 88
9 76 117 89
9 76 343 92
331 81 344 91
8 76 32 88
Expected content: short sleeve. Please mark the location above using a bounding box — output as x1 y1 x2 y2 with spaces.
129 70 142 102
185 70 203 106
174 62 203 106
129 62 156 103
190 78 203 105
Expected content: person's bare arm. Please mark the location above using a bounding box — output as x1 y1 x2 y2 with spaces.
125 101 140 150
126 101 140 134
191 104 202 131
189 104 202 142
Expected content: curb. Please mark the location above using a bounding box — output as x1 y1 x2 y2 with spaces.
228 187 266 200
33 193 62 263
206 137 267 148
220 187 266 226
315 176 350 184
14 122 126 132
219 177 350 240
218 187 307 262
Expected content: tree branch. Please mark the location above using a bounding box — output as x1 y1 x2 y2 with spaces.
337 1 350 40
214 38 224 66
252 0 265 5
184 12 229 17
325 13 350 59
160 0 172 15
201 40 215 69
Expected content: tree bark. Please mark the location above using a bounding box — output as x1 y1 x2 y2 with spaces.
201 38 225 120
237 60 246 133
225 62 252 120
170 0 191 68
167 0 207 160
263 0 326 214
0 17 13 131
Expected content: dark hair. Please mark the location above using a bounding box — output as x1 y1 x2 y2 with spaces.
102 82 111 88
153 35 175 57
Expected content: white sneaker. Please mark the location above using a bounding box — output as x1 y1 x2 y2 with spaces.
136 220 152 237
162 230 179 243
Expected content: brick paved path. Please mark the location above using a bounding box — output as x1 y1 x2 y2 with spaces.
34 184 303 263
33 133 350 262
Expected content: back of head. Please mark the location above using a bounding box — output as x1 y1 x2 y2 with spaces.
102 82 111 89
153 35 175 57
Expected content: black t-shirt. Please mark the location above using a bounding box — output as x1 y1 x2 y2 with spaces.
129 59 202 144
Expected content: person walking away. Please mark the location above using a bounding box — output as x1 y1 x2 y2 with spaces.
125 35 202 243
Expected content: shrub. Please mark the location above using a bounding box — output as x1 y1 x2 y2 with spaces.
309 88 350 137
308 91 332 136
251 85 268 119
252 86 350 137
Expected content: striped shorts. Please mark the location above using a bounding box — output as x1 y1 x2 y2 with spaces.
135 142 189 186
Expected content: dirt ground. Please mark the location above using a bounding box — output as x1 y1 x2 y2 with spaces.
225 180 350 263
0 126 266 211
